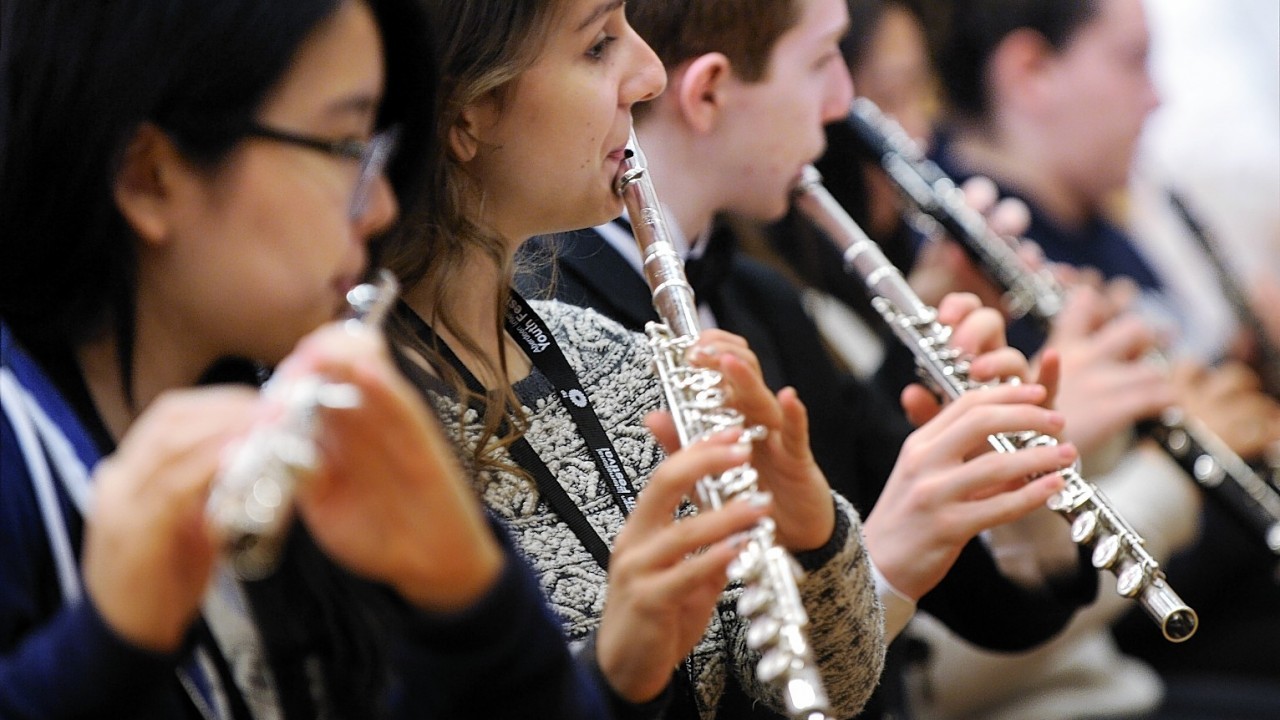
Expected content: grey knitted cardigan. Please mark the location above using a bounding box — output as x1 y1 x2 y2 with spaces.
426 300 885 719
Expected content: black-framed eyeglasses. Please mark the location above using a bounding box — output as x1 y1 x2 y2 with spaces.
242 123 400 219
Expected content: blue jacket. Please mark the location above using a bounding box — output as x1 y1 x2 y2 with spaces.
0 321 616 720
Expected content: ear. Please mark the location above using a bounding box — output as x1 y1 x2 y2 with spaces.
673 52 731 134
448 101 489 163
113 123 181 247
987 28 1057 116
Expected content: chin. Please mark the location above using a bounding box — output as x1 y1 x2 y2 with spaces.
585 195 626 229
764 199 793 224
743 194 791 224
251 336 296 371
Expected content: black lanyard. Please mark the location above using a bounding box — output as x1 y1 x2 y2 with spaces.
395 292 640 569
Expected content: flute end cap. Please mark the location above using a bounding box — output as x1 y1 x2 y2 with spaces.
1163 608 1198 643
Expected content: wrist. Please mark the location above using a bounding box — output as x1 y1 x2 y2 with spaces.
83 565 193 653
596 644 672 703
577 633 674 717
89 590 191 653
791 495 848 572
780 487 837 552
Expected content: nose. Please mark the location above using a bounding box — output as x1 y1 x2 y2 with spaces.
352 175 398 241
1140 66 1161 116
622 23 667 106
821 57 856 124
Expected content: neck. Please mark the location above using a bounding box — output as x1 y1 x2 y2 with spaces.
948 118 1092 228
401 245 532 387
75 315 213 443
635 119 720 243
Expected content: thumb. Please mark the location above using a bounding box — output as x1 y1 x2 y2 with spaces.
644 410 683 454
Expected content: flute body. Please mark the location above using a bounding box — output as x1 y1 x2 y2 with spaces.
846 97 1280 557
794 166 1198 642
845 98 1064 327
616 132 833 720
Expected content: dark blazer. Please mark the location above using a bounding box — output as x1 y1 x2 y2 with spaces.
518 225 1097 654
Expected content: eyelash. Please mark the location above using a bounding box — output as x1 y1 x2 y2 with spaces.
814 50 842 72
587 34 617 61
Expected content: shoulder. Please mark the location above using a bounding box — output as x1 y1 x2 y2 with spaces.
528 299 647 353
726 254 807 305
523 299 662 428
0 324 102 483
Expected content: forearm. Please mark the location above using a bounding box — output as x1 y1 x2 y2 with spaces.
390 529 612 720
798 493 885 716
916 536 1098 652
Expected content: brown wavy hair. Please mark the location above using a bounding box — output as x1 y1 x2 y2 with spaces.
381 0 568 476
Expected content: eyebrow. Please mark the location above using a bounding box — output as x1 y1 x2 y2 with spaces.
323 94 381 123
576 0 625 32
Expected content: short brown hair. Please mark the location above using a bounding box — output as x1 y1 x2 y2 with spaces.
627 0 802 83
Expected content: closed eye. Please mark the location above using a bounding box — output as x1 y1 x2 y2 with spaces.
814 49 843 72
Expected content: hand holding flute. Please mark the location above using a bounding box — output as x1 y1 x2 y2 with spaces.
618 134 837 719
794 166 1198 641
207 272 505 607
83 287 508 655
269 319 504 611
848 97 1280 557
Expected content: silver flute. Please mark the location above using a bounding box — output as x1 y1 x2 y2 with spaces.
615 131 833 720
845 97 1064 327
207 270 400 580
794 166 1198 642
847 97 1280 557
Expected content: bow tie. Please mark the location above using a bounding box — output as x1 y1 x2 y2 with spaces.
686 227 737 309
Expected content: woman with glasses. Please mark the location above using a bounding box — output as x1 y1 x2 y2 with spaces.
380 1 885 717
0 1 615 718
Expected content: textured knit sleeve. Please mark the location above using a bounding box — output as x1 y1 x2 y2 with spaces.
722 491 886 718
511 303 887 719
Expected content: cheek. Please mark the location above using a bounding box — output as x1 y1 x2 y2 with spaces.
756 86 821 155
1121 75 1154 124
230 180 353 313
170 163 357 361
512 76 608 167
797 80 832 146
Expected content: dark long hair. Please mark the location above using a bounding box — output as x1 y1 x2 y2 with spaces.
0 0 436 402
0 1 438 716
382 0 568 479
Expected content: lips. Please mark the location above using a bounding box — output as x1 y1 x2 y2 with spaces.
606 144 628 163
335 272 361 297
606 122 632 162
332 271 365 314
